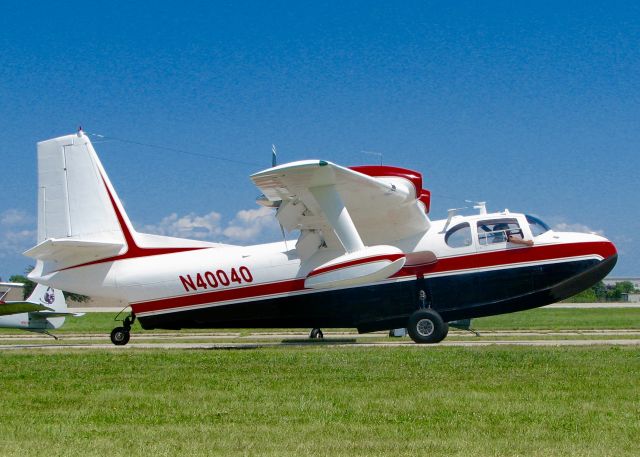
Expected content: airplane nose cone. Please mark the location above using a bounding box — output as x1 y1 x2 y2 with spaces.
546 233 617 303
584 235 617 276
597 237 617 261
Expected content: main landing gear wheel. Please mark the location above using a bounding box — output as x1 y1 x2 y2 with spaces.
110 327 130 346
407 309 449 344
309 328 324 339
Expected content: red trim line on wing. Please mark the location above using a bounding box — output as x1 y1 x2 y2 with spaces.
131 241 616 315
308 254 405 277
59 176 207 271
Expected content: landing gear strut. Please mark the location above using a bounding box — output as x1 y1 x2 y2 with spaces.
110 313 135 346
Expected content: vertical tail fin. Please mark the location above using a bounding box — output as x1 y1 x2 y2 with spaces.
25 130 215 281
26 284 84 330
26 283 67 312
35 131 132 245
25 131 130 271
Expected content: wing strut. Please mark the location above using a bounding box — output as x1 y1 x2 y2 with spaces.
310 184 364 253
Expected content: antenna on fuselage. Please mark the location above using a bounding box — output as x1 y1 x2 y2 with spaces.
465 200 487 215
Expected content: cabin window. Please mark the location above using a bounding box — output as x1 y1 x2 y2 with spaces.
445 223 472 248
477 218 523 245
526 215 551 237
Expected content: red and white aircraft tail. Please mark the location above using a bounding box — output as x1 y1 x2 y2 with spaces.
0 284 83 334
26 131 224 291
26 132 132 270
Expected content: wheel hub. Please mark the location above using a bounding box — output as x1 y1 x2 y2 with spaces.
416 318 435 337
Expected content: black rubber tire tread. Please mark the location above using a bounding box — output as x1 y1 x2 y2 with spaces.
110 327 131 346
407 309 447 344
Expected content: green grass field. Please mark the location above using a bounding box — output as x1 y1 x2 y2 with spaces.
0 347 638 456
1 308 638 456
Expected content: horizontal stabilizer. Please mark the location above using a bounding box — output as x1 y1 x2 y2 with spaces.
24 238 124 265
0 302 52 316
0 284 70 317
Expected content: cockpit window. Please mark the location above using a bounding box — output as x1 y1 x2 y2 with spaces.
526 215 550 237
445 223 472 248
477 218 523 245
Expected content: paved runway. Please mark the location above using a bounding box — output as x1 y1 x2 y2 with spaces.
1 329 640 341
1 330 639 350
2 339 640 350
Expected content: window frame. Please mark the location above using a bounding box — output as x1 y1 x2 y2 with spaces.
445 222 473 249
476 218 524 246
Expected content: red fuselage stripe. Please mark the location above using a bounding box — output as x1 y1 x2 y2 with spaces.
417 241 616 276
131 241 616 315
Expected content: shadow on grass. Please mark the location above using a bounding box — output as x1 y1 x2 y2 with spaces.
279 338 357 345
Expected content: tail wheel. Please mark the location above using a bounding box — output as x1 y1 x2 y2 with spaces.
110 327 130 346
309 328 324 339
407 309 448 344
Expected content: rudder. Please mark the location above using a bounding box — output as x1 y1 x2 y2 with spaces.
35 131 132 245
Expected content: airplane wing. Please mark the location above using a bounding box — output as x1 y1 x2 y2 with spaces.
30 311 85 318
251 160 431 259
0 302 52 316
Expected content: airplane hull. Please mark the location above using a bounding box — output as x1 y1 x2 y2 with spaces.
137 254 616 332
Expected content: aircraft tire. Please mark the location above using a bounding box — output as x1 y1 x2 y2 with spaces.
309 328 324 339
110 327 130 346
407 309 448 344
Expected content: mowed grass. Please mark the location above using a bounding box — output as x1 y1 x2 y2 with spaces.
1 307 636 335
473 308 640 330
0 347 638 457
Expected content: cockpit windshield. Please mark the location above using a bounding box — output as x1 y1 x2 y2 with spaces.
526 215 551 237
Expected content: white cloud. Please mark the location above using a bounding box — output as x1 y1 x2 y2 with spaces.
0 229 36 259
142 207 279 244
223 207 279 242
552 222 604 236
0 209 32 227
142 211 223 240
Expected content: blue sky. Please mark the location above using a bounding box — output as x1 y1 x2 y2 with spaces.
1 1 638 279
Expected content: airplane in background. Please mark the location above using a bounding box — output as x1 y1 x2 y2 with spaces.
24 131 616 345
0 284 84 338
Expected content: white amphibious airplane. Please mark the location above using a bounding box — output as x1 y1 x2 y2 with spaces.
0 284 83 338
25 131 617 345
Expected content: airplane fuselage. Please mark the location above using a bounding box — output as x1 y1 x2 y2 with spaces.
26 133 617 343
38 211 616 333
